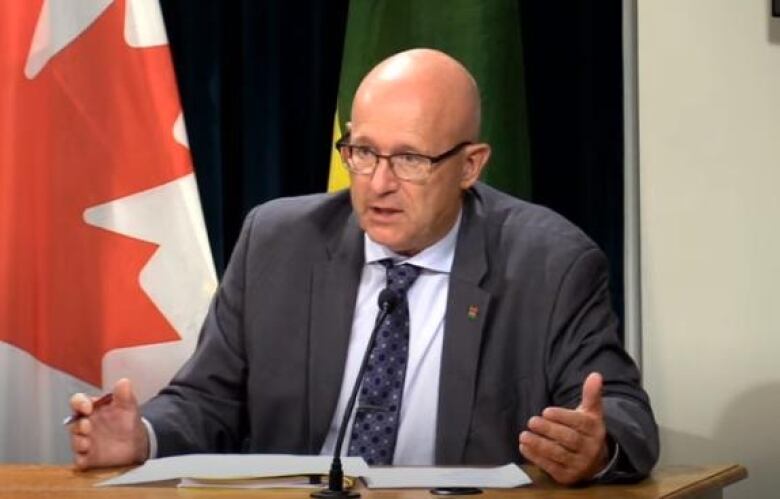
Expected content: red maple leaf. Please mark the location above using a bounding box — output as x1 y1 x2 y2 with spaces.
0 0 192 386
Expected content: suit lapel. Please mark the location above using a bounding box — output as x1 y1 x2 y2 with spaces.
436 190 491 464
308 212 364 453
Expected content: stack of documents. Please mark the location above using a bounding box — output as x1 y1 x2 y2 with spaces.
97 455 366 489
97 454 531 490
363 464 529 488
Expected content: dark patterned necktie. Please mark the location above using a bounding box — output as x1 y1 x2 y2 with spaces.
348 261 421 465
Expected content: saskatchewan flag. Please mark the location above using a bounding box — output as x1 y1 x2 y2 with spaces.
328 0 531 199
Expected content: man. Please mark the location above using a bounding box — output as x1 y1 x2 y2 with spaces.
69 49 658 485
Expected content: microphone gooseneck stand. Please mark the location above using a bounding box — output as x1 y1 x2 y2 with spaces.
312 288 400 499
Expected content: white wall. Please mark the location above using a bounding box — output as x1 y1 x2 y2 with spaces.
638 1 780 497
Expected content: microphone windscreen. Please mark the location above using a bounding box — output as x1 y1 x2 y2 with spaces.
377 288 400 312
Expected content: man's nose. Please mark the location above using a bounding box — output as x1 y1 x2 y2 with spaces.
369 157 400 193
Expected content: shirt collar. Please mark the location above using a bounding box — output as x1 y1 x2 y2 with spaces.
364 210 461 274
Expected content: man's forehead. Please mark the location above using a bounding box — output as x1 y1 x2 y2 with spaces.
355 76 435 109
350 99 452 152
353 79 450 126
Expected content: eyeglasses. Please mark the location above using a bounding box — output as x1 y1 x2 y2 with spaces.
335 133 472 182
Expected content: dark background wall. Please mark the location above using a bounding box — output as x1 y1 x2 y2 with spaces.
521 2 626 332
159 1 625 331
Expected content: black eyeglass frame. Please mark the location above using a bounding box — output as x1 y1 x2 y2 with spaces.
334 132 472 181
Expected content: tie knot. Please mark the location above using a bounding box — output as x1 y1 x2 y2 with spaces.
382 260 421 294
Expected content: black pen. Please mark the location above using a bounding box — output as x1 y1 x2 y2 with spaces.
62 392 114 425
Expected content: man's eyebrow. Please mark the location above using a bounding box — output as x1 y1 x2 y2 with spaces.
346 135 375 147
350 137 427 154
392 143 427 154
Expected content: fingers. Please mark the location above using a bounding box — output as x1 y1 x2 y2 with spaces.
519 432 579 485
112 378 137 409
69 417 91 436
69 393 93 417
72 444 99 471
68 378 148 470
541 407 603 437
518 373 609 485
72 434 91 454
527 415 583 453
519 429 571 466
520 422 607 485
70 422 94 470
73 453 90 471
540 372 604 435
578 372 603 415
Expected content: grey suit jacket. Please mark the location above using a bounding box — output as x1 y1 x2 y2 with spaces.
143 182 658 482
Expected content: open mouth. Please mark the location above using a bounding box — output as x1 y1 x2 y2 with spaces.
369 206 402 220
372 206 400 214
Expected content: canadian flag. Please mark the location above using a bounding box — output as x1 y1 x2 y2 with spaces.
0 0 217 462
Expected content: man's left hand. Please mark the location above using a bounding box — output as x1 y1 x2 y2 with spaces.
519 372 610 485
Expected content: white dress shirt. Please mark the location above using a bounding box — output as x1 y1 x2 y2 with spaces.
319 212 461 465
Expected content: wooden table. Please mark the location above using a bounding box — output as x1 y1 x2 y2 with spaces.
0 464 747 498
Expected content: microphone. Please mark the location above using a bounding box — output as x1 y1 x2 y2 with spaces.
312 288 400 498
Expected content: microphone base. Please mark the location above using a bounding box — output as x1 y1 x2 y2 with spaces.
310 489 360 498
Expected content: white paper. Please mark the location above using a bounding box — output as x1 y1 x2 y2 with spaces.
96 454 369 487
178 476 326 489
363 463 531 489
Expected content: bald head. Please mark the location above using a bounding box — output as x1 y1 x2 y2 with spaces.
352 48 482 144
345 49 491 256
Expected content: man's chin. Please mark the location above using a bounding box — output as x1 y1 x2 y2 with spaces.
365 229 398 248
364 229 413 255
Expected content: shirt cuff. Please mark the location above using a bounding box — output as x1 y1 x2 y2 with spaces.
591 441 620 480
141 417 158 460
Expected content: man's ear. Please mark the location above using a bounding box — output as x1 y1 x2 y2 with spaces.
460 143 491 189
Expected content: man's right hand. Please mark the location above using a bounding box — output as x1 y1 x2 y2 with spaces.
68 378 149 470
